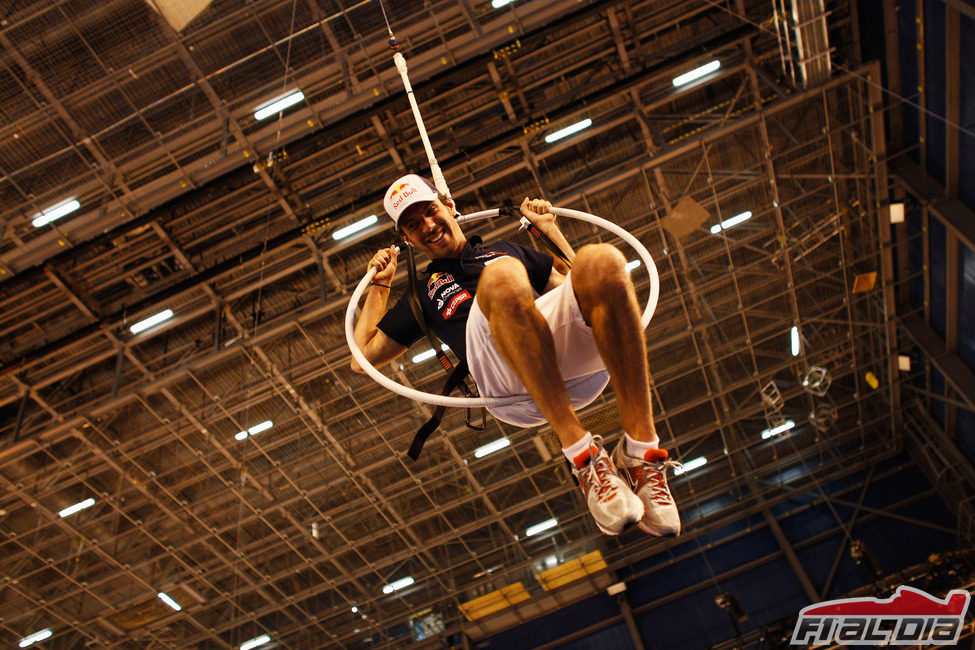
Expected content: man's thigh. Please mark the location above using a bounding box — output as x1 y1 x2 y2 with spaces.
465 272 609 425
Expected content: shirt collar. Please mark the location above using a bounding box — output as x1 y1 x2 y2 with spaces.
425 235 483 273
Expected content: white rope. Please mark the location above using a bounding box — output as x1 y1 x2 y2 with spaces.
345 206 660 407
393 52 450 198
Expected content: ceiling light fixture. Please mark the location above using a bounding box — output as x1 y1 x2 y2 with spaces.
129 309 174 334
333 215 378 240
672 60 721 87
254 90 304 121
525 518 558 537
544 118 592 143
32 198 80 228
889 202 905 224
491 0 514 7
790 326 801 357
474 437 511 458
239 634 271 650
761 420 796 439
157 592 182 611
18 629 53 648
382 576 415 594
673 456 707 475
235 420 273 441
625 259 641 272
58 497 95 518
709 211 752 234
412 344 449 364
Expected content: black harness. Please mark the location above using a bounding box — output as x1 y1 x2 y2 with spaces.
404 203 572 460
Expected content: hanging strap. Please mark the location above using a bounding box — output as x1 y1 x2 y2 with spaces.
402 243 485 460
404 245 457 374
407 359 486 460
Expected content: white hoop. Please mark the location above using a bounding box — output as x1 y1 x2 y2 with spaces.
345 207 660 407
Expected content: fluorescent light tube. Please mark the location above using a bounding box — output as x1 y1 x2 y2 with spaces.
382 576 415 594
254 90 304 121
474 437 511 458
130 309 174 334
711 211 752 234
761 420 795 439
544 118 592 143
673 456 707 475
412 349 437 363
157 592 182 611
236 420 273 440
412 344 449 364
525 518 558 537
32 199 80 228
790 326 801 356
248 420 273 435
625 259 641 272
672 60 720 87
333 215 378 240
239 635 271 650
492 0 513 7
59 497 95 518
18 629 53 648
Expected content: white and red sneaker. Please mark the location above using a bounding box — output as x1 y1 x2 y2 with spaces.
611 442 682 537
571 435 645 535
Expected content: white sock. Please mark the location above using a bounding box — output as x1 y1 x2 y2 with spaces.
624 433 659 458
562 432 594 468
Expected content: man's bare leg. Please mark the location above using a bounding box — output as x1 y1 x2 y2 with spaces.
475 257 588 448
572 244 680 536
571 243 658 445
476 252 652 536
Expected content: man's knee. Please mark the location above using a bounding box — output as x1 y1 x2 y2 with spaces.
574 244 629 291
477 257 535 318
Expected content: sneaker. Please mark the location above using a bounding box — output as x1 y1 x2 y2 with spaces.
571 435 645 535
611 442 682 537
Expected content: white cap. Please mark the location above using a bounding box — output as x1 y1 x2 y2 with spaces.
383 174 439 227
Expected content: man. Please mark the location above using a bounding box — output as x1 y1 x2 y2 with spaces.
351 174 680 537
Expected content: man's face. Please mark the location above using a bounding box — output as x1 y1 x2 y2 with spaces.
398 197 466 259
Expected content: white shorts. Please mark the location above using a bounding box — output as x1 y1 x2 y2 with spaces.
465 271 610 427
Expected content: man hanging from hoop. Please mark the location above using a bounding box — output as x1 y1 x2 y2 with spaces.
351 174 681 537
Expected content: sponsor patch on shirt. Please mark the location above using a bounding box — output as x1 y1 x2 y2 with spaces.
436 283 464 309
472 250 511 261
427 272 457 299
441 290 472 318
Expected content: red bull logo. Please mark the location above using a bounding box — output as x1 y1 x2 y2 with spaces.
389 182 417 210
426 272 456 298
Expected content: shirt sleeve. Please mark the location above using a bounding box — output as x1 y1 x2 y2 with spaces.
377 292 424 348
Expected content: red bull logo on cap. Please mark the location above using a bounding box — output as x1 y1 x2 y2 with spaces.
389 182 417 210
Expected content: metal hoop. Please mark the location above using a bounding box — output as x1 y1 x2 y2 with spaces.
345 207 660 407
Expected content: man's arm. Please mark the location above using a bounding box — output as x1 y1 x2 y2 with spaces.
351 246 408 373
543 266 567 292
520 197 574 275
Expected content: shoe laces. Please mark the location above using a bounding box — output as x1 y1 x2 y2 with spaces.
638 459 681 505
582 440 619 503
